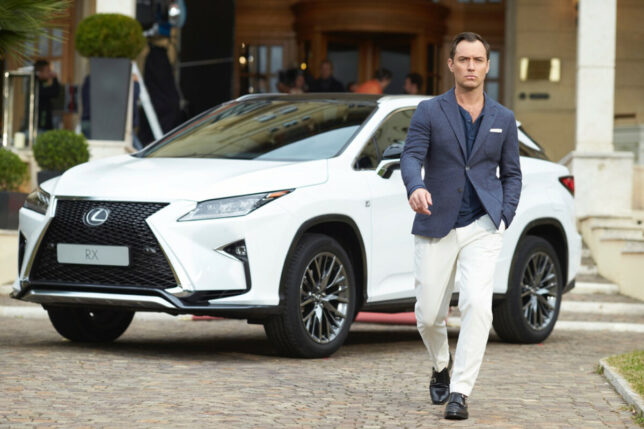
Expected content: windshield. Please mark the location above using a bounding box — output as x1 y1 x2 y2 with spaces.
138 99 376 161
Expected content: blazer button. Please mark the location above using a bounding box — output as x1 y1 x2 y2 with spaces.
465 166 470 171
458 188 463 193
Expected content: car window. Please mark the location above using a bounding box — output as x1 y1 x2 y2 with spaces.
518 125 549 160
138 99 376 161
355 108 415 169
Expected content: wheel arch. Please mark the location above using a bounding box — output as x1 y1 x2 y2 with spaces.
279 215 368 310
516 217 569 286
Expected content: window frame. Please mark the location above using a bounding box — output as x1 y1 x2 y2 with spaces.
353 107 417 171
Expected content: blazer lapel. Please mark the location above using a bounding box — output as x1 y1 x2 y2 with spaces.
439 89 467 159
469 95 497 161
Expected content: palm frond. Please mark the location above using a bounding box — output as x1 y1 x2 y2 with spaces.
0 0 70 61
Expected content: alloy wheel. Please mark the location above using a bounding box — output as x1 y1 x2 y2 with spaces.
520 251 559 330
299 252 350 344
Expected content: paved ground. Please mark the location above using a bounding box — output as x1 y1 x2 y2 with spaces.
1 290 643 428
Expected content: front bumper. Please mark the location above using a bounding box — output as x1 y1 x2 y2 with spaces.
14 196 295 311
12 282 281 319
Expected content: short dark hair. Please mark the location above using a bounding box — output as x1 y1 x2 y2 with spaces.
374 68 392 81
449 32 490 60
406 73 423 89
34 59 50 72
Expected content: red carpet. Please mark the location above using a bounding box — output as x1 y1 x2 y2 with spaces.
354 312 417 325
192 312 417 324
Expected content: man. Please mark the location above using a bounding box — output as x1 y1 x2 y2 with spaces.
354 68 392 94
400 32 522 420
404 72 423 95
34 59 60 131
309 59 344 92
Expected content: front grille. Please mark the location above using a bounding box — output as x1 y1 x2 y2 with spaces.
30 200 177 289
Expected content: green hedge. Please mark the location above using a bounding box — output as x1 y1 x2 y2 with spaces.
33 130 89 171
0 148 28 191
75 13 145 59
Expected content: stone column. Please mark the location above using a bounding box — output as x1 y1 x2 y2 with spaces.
563 0 633 218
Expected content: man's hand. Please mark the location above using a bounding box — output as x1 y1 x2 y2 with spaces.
409 188 432 215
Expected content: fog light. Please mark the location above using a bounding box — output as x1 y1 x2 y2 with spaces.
223 240 248 260
234 244 247 257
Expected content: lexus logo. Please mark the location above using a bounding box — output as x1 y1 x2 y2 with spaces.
84 208 110 227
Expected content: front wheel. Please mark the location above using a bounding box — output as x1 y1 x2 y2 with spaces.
492 236 563 343
264 233 356 358
46 306 135 342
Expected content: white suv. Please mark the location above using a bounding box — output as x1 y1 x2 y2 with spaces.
13 94 581 358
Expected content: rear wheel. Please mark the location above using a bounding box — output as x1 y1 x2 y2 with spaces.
46 306 134 342
264 233 356 358
492 236 563 343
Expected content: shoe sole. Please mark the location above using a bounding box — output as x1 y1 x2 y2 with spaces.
444 411 468 420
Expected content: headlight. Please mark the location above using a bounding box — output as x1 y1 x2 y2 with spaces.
178 190 292 221
24 186 51 215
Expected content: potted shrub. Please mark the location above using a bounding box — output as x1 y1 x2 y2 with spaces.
75 13 146 140
33 130 90 184
0 148 29 229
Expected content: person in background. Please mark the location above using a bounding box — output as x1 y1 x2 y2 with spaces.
291 70 308 94
354 68 392 94
276 68 308 94
309 59 344 92
404 72 424 95
346 81 358 93
34 59 60 131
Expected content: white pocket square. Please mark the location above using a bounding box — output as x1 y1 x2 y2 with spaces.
490 128 502 133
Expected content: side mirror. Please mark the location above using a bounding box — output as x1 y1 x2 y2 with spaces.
377 160 400 179
382 142 404 160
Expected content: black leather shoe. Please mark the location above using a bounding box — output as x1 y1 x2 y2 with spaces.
429 368 450 404
444 392 468 420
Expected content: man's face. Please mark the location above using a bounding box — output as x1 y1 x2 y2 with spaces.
447 40 489 91
320 62 332 79
404 78 417 95
36 65 50 80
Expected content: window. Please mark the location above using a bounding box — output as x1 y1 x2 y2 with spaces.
239 44 283 94
485 50 501 100
355 109 415 169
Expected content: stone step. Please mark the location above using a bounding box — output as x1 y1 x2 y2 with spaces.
578 264 598 276
623 240 644 254
598 230 644 241
573 281 620 295
560 301 644 316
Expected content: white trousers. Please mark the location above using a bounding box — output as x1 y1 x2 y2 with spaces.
414 214 504 397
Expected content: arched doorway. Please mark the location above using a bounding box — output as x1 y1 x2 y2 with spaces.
293 0 447 94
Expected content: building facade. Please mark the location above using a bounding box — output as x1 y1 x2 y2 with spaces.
2 0 643 168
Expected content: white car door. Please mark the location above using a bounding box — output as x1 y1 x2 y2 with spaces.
356 108 417 302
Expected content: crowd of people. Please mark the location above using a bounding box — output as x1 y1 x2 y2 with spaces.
276 59 426 96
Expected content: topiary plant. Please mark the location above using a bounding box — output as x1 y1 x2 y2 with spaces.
75 13 146 59
33 130 90 171
0 148 28 191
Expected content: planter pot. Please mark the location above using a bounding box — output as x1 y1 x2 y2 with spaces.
0 191 27 230
37 170 62 185
89 57 132 141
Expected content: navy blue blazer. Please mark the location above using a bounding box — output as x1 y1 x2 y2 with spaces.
401 88 522 238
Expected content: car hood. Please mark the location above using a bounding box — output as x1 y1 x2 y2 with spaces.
52 155 328 201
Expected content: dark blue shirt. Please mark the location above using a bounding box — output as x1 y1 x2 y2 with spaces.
454 104 486 228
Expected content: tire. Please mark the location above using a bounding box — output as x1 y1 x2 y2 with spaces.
264 233 356 358
46 306 135 342
492 236 563 343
